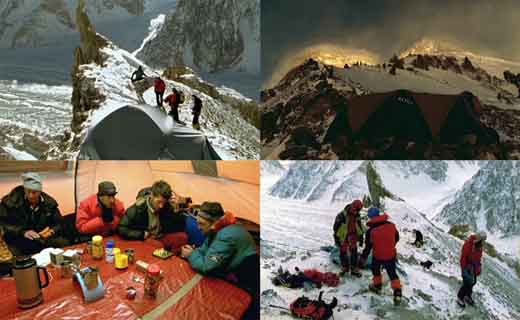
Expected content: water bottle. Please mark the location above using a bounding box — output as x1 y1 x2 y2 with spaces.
105 240 115 263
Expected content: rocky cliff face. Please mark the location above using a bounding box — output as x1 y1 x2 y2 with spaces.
69 0 108 148
136 0 260 74
437 161 520 235
0 0 146 48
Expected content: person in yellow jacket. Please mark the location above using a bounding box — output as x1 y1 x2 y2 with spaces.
333 199 364 277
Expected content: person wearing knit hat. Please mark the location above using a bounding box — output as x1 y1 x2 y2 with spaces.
0 172 68 255
457 230 487 308
181 201 259 317
333 199 365 278
360 208 402 306
76 181 126 237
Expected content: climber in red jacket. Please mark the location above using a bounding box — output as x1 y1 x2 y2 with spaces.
360 207 402 305
154 77 166 108
457 231 486 308
76 181 125 236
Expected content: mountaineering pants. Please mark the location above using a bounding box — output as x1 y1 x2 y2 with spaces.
458 267 477 299
192 112 201 128
155 91 164 107
170 105 180 121
228 254 260 320
371 258 402 292
340 233 358 269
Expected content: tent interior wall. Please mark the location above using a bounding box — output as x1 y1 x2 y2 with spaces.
0 161 76 215
75 161 259 225
0 160 259 226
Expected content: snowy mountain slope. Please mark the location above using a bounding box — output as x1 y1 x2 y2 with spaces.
65 43 259 159
47 1 259 160
267 161 480 217
261 165 520 320
375 161 481 218
261 46 520 159
334 64 517 109
0 81 72 159
437 161 520 236
269 161 364 203
400 38 520 79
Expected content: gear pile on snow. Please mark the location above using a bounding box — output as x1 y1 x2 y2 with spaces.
272 267 340 289
290 291 338 320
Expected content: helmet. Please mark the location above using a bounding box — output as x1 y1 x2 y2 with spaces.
352 199 363 211
367 207 380 218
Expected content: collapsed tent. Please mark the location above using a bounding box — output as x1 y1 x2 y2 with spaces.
325 90 499 145
79 104 221 160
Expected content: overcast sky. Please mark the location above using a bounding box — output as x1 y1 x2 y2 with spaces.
262 0 520 87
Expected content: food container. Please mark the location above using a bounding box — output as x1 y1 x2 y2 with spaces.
115 253 128 270
136 260 149 273
125 249 135 264
60 261 73 278
144 264 161 299
91 236 104 260
84 267 99 290
50 248 64 265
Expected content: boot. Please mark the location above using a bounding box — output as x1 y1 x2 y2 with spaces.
339 266 349 276
464 295 474 306
393 288 402 306
457 297 466 308
350 267 362 278
369 283 382 294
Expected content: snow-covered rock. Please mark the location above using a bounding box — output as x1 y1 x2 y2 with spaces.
0 0 171 49
136 0 260 74
261 42 520 159
437 161 520 235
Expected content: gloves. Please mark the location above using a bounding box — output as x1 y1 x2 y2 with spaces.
102 208 114 223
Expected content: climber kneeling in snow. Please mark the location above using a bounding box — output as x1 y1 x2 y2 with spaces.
457 231 486 308
333 199 364 277
360 207 402 305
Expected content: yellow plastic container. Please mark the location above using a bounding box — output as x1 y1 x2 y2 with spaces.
115 253 128 269
91 235 104 260
113 248 121 256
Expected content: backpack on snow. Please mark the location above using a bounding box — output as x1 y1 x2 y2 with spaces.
290 291 338 320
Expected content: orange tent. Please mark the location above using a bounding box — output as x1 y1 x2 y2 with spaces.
75 160 259 225
0 161 259 225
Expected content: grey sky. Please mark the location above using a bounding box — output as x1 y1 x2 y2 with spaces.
262 0 520 87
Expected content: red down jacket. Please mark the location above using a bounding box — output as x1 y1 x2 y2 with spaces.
460 234 483 275
363 214 399 261
76 194 125 236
